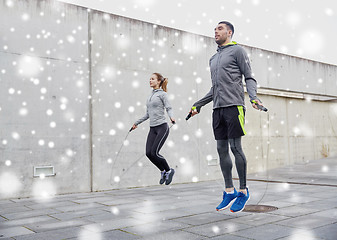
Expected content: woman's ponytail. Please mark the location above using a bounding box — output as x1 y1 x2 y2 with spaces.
161 78 168 92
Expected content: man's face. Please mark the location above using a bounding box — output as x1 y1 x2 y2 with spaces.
214 24 231 45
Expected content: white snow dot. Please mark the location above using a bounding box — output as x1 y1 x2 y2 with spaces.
212 225 220 233
116 122 124 130
40 88 47 94
22 13 30 21
132 81 139 88
182 135 189 141
8 88 15 94
179 157 186 164
38 139 45 146
123 140 129 146
48 142 55 148
66 149 74 157
192 176 198 182
5 160 12 166
12 132 20 140
317 78 323 83
111 207 119 215
2 140 8 145
107 158 112 164
50 122 56 128
128 106 135 113
60 104 66 110
46 109 53 116
195 128 203 138
195 77 202 84
321 165 329 172
115 102 121 108
325 8 334 16
175 77 182 85
81 134 86 139
19 108 28 116
109 129 116 135
114 176 120 182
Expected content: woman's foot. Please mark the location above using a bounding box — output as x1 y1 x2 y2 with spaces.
165 168 175 185
159 170 166 185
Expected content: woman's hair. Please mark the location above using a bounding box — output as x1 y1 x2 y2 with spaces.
153 72 168 92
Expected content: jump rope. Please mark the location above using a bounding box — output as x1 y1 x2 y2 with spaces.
109 102 270 204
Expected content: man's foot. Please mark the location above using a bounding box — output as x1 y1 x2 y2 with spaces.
159 170 166 185
230 188 250 213
216 188 238 211
165 168 175 185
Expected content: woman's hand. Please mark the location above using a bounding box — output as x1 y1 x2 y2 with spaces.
170 118 176 124
131 124 137 131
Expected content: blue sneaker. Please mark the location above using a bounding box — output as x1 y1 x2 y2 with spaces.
230 188 250 213
216 188 238 211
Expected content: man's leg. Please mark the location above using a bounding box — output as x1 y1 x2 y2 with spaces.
216 139 238 211
217 139 234 190
229 137 247 193
229 137 250 212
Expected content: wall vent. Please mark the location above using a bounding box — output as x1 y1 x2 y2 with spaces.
33 166 55 177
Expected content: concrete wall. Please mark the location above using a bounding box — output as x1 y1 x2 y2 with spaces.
0 0 336 198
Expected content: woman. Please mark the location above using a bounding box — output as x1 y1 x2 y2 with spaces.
132 73 175 185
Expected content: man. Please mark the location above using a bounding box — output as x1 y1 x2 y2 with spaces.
189 21 265 213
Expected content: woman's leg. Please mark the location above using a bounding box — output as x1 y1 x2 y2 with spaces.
149 123 170 172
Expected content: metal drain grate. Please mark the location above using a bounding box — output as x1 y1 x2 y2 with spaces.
243 205 278 213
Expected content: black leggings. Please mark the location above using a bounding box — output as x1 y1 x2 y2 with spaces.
145 123 170 172
216 137 247 190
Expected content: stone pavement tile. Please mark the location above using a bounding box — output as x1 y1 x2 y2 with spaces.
122 219 192 236
71 196 116 204
299 200 337 211
275 228 325 240
0 206 32 215
269 205 320 217
230 223 301 240
54 202 103 212
80 217 146 232
69 229 140 240
13 227 81 240
182 220 252 238
50 208 108 221
172 212 235 226
257 200 296 209
309 208 337 219
142 229 206 240
275 214 337 229
97 197 144 206
81 211 123 222
0 216 54 229
25 200 79 210
24 219 93 233
230 212 290 226
0 226 34 238
209 234 254 240
2 208 61 220
310 223 337 240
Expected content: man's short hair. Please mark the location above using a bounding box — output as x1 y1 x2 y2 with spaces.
218 21 234 37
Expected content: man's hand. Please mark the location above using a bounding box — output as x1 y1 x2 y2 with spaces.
251 99 268 112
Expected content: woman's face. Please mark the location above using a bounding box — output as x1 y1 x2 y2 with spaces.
149 74 160 89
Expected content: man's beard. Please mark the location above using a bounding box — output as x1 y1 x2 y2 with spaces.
215 37 227 45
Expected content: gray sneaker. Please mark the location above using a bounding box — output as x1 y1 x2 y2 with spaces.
159 170 166 185
165 168 175 185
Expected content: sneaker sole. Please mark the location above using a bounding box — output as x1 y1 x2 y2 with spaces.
216 198 237 211
230 196 250 213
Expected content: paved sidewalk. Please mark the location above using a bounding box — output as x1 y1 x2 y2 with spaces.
1 157 336 240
